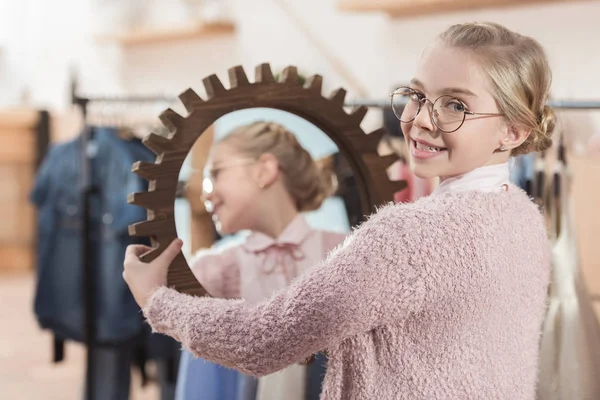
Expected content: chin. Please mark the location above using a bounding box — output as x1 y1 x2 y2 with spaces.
215 224 231 236
215 221 236 236
212 215 230 236
213 214 245 236
409 161 441 180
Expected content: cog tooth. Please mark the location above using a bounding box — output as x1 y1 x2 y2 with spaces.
377 180 408 206
203 74 226 99
255 63 275 83
329 88 347 107
388 180 408 198
149 176 179 191
137 246 161 263
128 191 173 210
380 154 399 169
159 108 185 132
393 180 408 193
132 161 160 180
279 66 299 85
143 133 172 155
128 219 175 237
228 65 250 88
132 160 181 183
349 106 368 124
366 128 386 151
178 89 204 113
304 74 323 94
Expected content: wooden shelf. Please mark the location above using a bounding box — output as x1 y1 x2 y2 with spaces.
95 21 235 46
337 0 591 18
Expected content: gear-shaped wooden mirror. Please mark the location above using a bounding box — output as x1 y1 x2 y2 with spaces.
128 63 406 297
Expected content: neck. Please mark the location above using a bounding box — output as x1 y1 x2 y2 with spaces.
433 161 510 196
439 160 508 183
255 199 300 239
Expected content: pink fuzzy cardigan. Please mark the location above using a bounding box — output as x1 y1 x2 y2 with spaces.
143 187 550 399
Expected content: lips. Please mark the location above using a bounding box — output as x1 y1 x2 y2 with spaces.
415 141 445 152
410 138 447 159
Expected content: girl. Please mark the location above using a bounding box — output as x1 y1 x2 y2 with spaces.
175 121 347 400
124 22 555 399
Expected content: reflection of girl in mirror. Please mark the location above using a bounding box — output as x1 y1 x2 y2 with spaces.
125 22 555 399
180 121 347 400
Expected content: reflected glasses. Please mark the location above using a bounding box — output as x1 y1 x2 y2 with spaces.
201 158 256 195
390 86 504 133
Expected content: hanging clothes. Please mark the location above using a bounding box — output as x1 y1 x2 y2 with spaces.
31 126 153 344
537 157 600 400
509 153 535 195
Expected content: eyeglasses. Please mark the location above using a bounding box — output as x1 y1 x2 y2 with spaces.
200 158 256 195
389 86 504 133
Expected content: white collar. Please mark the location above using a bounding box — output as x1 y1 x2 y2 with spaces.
432 162 510 197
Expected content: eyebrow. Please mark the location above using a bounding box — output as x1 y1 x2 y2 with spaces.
410 78 478 97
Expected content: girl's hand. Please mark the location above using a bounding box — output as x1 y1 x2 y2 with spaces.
123 239 183 308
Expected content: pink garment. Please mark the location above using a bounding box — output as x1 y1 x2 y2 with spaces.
190 215 347 303
391 161 434 203
143 170 551 399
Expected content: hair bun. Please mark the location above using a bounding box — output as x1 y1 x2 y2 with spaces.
539 105 556 135
534 105 556 152
512 105 556 155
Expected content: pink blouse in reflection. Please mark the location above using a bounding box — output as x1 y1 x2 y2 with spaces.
190 216 347 303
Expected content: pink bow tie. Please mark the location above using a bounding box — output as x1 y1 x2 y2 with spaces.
259 242 305 282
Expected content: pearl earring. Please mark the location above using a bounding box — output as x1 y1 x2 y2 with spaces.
500 145 506 151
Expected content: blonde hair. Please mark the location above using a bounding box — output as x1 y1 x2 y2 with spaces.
220 121 337 212
439 22 556 155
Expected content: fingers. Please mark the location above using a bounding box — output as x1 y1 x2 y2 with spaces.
156 238 183 265
124 244 153 262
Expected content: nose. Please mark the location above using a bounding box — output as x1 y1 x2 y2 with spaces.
413 99 435 132
201 191 215 213
201 176 215 199
202 176 215 195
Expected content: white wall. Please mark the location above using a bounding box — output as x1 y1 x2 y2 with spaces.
1 0 599 145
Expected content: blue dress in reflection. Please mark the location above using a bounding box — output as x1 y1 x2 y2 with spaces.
175 350 240 400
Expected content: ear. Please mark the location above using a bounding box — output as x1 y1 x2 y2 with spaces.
254 153 280 188
499 125 531 152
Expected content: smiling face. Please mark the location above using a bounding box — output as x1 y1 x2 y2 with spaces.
401 43 510 180
202 142 262 235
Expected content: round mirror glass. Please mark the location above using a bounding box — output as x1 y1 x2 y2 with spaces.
174 108 360 264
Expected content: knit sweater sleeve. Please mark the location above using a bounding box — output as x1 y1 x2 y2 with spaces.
143 203 428 376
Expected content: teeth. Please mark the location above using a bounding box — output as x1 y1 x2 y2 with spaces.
415 141 444 152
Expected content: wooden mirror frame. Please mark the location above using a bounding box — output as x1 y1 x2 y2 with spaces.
128 63 406 297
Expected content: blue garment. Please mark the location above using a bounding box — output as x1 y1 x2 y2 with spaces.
236 374 258 400
305 354 327 400
175 350 240 400
30 127 155 344
509 153 535 192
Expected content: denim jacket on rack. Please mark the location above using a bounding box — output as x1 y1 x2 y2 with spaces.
30 127 155 345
